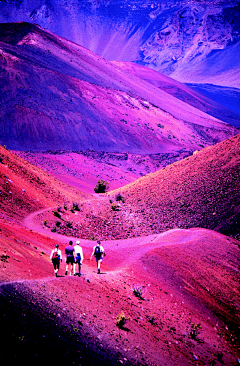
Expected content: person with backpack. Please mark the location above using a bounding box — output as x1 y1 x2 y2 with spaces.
73 240 84 276
50 244 62 277
65 240 75 276
90 240 105 274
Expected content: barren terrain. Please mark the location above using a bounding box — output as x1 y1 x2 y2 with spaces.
0 139 239 365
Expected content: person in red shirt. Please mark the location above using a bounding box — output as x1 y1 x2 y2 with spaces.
50 244 62 277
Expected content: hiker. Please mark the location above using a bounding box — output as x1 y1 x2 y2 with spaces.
50 244 62 277
65 240 75 276
90 240 105 274
73 240 84 276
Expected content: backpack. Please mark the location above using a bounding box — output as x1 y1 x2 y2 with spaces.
52 250 59 260
76 253 81 261
94 245 101 258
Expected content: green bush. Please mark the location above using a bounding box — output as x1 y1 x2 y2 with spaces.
94 179 109 193
115 193 125 203
53 211 61 219
190 323 201 339
116 311 130 329
71 202 80 211
133 285 145 300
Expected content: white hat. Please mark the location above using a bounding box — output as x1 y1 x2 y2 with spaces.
76 240 80 244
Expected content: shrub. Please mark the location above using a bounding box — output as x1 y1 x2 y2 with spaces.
115 193 125 203
146 315 157 325
43 220 48 226
190 323 201 340
71 202 80 211
51 226 57 233
56 221 61 227
53 211 61 219
133 285 145 300
94 179 109 193
66 221 73 228
116 311 129 329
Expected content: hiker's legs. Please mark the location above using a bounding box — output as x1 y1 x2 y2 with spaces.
97 259 102 273
55 260 60 276
65 262 70 275
53 259 59 276
66 258 74 275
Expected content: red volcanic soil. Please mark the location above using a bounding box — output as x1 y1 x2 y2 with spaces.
0 227 239 365
15 149 193 195
0 145 90 223
35 134 240 241
0 141 240 365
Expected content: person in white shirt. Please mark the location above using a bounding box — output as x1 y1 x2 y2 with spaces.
90 240 105 274
50 244 62 277
73 240 84 276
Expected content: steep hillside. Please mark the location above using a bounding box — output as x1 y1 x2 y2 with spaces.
0 145 89 223
46 134 240 240
0 22 238 152
0 1 239 86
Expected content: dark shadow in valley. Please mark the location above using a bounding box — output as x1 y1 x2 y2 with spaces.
0 282 134 365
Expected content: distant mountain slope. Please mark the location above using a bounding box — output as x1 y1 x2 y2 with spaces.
0 22 238 152
112 61 240 127
186 83 240 127
60 134 240 240
0 0 239 86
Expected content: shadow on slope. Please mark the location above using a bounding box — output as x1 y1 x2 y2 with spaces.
186 83 240 127
0 282 130 366
112 61 240 128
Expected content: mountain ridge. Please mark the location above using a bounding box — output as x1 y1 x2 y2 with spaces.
0 1 239 86
0 22 238 152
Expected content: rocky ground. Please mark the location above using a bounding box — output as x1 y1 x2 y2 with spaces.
0 139 239 365
28 134 240 241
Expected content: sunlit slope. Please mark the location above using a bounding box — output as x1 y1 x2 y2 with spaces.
60 134 240 240
111 134 240 239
